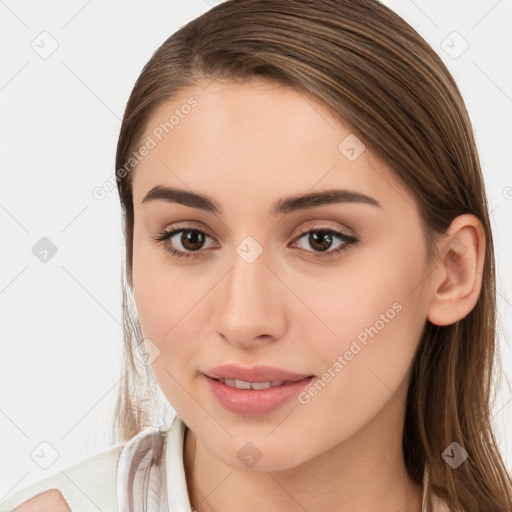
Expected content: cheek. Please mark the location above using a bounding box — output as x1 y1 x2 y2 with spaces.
297 250 427 424
132 241 208 369
132 229 191 339
133 263 194 346
132 258 201 408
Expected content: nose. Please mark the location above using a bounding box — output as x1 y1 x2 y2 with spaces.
212 248 287 348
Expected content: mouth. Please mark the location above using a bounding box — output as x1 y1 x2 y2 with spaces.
210 377 312 390
203 373 316 416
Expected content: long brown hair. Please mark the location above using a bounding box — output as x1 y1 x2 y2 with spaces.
112 1 512 509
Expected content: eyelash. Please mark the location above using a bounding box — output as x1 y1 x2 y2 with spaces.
151 225 359 260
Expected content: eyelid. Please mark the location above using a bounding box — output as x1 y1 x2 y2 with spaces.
292 220 354 239
153 220 214 239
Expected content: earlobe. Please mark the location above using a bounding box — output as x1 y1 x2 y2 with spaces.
427 214 486 327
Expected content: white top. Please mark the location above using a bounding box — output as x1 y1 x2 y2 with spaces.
0 414 192 512
0 413 452 512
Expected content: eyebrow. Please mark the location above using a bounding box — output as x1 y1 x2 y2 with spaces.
141 185 381 215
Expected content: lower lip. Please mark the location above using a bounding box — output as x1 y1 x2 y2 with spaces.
204 375 314 416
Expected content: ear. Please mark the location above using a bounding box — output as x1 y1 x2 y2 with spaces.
427 214 486 327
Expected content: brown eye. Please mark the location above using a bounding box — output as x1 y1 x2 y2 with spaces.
292 228 359 259
152 228 215 258
179 230 207 251
305 231 335 252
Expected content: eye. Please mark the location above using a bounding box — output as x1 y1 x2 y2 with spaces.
152 227 216 258
290 227 358 259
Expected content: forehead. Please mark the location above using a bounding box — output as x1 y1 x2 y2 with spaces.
130 79 415 215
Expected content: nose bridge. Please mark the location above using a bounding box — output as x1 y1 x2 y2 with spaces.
232 242 267 296
213 236 285 345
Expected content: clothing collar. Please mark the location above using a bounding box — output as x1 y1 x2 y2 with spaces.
166 414 192 511
116 414 191 512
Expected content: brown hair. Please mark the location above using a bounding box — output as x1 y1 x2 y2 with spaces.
112 0 512 509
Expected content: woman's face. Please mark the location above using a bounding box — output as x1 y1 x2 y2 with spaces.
131 78 434 471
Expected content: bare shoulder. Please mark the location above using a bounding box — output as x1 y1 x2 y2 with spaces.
13 488 71 512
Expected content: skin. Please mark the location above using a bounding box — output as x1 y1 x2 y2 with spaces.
127 78 485 512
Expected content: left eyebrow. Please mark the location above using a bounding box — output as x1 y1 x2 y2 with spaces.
269 188 381 214
141 185 381 215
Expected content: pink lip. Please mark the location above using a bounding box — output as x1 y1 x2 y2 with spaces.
205 364 312 383
203 364 315 416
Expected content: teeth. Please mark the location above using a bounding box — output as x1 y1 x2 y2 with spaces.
250 381 273 390
218 378 285 390
235 379 251 389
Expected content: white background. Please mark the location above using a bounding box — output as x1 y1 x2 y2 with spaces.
1 0 511 497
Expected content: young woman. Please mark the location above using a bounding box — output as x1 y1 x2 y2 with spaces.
2 1 511 511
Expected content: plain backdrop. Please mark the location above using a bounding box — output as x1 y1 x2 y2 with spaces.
1 0 511 497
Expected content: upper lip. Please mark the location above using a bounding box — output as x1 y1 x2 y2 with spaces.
204 364 314 383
